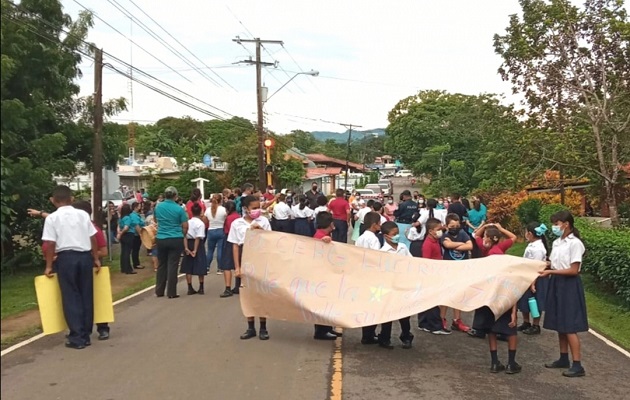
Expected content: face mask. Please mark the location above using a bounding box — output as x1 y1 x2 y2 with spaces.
388 200 393 204
389 234 400 244
448 227 460 235
438 201 444 205
248 209 262 219
419 199 424 204
312 187 318 191
287 193 292 197
434 230 443 239
552 225 564 236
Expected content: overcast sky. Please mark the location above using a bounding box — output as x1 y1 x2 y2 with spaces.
62 0 535 133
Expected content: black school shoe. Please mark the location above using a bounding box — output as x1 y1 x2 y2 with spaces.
506 363 522 374
361 336 379 345
65 341 86 350
314 332 337 340
467 329 486 339
231 287 240 295
240 329 257 340
259 329 270 340
523 325 541 335
98 331 110 340
220 289 233 298
562 367 586 378
517 322 531 331
490 361 506 373
378 341 394 350
545 360 571 369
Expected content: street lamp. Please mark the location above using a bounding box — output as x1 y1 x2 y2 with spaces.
264 70 319 103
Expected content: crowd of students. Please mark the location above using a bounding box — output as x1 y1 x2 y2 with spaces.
32 183 588 378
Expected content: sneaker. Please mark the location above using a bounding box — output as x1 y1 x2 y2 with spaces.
562 367 586 378
467 329 485 339
417 326 431 332
490 361 506 373
187 287 197 295
506 363 522 374
451 319 470 333
231 287 240 295
431 329 452 335
523 325 541 335
545 360 571 369
219 289 233 298
216 270 223 275
517 322 532 331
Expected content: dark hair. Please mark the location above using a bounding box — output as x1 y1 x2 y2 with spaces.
52 185 73 203
526 221 549 254
143 200 152 213
242 195 259 209
234 188 242 196
473 199 481 212
132 201 141 211
317 195 328 207
363 212 381 229
380 221 398 235
485 226 502 244
72 200 92 216
445 213 460 224
372 202 383 212
278 193 286 202
316 211 334 229
366 199 375 208
120 204 132 218
551 210 581 239
462 198 471 210
191 203 202 216
242 183 254 193
190 188 202 202
224 200 236 215
426 218 442 233
336 188 345 197
452 193 461 201
298 194 308 210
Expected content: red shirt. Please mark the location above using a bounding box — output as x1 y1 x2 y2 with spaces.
224 212 240 235
313 229 329 240
328 198 350 220
421 236 443 260
263 192 275 201
186 200 207 219
475 237 514 257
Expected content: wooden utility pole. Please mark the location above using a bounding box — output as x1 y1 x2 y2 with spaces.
342 123 362 191
93 48 104 227
233 37 283 190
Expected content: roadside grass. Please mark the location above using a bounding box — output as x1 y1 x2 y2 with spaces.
507 242 630 351
114 275 156 301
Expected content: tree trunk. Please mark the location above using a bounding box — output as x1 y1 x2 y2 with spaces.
605 181 620 227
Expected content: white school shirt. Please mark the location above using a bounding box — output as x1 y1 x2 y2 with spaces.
355 231 381 250
549 234 585 271
381 241 412 256
523 240 547 262
273 202 293 220
227 216 272 245
416 208 447 240
379 214 387 225
356 207 371 224
205 205 227 230
406 226 423 241
42 206 97 252
313 205 328 219
292 205 314 219
186 217 206 239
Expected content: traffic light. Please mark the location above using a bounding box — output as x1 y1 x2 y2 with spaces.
265 164 274 173
264 138 273 148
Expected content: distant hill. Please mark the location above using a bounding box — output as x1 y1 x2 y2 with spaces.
311 128 386 143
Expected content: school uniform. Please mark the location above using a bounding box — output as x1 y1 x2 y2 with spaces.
417 236 444 333
355 207 371 235
42 205 97 348
355 231 382 342
543 234 588 333
220 212 241 271
227 216 272 297
313 205 328 231
517 240 549 314
379 242 414 346
272 201 293 233
180 217 208 276
130 211 145 268
406 226 424 257
312 229 338 339
292 205 314 237
118 215 135 274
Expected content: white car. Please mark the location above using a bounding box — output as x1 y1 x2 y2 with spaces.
102 191 124 209
355 189 382 201
395 169 413 178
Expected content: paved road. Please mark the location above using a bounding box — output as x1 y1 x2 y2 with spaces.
2 178 629 399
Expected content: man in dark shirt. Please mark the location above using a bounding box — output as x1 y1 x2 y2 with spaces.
447 193 468 222
305 181 323 209
394 190 417 223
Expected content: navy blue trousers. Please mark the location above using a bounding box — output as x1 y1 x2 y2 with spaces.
56 251 94 346
332 219 348 243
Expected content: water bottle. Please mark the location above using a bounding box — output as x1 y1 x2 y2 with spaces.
528 297 540 319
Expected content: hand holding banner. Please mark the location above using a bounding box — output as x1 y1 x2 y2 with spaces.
239 231 545 328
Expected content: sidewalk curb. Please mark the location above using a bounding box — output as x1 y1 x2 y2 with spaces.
1 274 184 357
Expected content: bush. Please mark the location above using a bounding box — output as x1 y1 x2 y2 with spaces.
529 190 582 215
516 198 542 226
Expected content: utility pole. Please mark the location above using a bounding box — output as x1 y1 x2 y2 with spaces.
93 47 104 227
342 123 362 191
233 37 283 190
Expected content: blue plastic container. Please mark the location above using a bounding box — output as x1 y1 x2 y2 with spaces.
528 297 541 319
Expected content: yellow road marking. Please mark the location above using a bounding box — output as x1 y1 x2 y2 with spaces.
330 328 343 400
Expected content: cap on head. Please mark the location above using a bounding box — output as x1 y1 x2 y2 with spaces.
281 188 288 195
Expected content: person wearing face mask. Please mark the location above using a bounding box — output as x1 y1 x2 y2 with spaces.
227 195 272 340
538 210 587 378
306 181 323 209
293 195 315 236
393 190 416 250
441 213 473 333
384 197 398 221
378 221 414 349
417 195 426 209
436 197 446 210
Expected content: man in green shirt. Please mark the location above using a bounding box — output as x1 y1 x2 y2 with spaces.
154 186 189 298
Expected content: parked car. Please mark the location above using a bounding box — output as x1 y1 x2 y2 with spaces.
365 183 385 196
377 179 393 196
395 169 413 178
356 188 382 201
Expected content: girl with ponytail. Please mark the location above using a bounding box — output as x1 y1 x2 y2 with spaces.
517 222 549 335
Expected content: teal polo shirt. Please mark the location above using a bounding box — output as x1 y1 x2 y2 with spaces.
130 211 145 236
155 199 188 239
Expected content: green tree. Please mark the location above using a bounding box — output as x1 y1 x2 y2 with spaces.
494 0 630 225
274 157 306 189
285 129 317 153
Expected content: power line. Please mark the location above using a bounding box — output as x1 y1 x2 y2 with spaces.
105 0 222 87
71 0 192 83
124 0 237 91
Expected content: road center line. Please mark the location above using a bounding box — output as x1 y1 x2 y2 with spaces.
329 328 343 400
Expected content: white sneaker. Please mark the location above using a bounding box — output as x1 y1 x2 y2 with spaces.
417 327 431 332
431 329 452 335
216 270 223 275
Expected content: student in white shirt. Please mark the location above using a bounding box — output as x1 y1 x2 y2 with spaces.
539 211 587 378
379 221 413 349
355 199 375 236
228 195 272 340
205 193 227 274
272 193 293 233
181 204 208 295
292 195 314 237
355 212 383 345
41 185 100 350
312 195 329 232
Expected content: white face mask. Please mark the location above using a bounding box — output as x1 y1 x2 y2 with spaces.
388 200 393 204
434 230 443 239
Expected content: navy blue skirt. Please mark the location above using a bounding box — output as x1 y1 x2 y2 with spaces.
473 306 517 336
543 274 588 333
180 239 208 276
517 275 549 313
294 218 312 237
221 241 235 271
